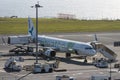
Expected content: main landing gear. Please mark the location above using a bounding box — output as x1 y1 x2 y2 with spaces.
84 57 88 63
66 53 71 58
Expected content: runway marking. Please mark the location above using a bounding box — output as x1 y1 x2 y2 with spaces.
99 72 104 74
87 35 93 37
72 73 83 76
0 69 6 72
57 35 64 37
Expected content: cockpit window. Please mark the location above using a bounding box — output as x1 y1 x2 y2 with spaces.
85 47 93 50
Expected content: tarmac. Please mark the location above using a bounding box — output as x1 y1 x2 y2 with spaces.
0 32 120 80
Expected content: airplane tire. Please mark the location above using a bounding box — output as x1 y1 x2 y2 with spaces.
41 69 45 73
66 53 71 58
49 68 53 73
84 59 87 63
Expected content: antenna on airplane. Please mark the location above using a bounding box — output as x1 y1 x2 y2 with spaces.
94 34 98 42
90 34 99 50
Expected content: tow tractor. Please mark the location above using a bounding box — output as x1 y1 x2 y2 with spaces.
33 63 54 73
32 58 60 73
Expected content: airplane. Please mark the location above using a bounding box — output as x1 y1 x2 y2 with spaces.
27 17 97 62
3 17 97 62
3 17 117 63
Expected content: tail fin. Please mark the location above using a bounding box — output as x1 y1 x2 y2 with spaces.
28 17 36 39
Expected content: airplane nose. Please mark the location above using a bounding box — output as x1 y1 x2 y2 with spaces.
90 50 97 56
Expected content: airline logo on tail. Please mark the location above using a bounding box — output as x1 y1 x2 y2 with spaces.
28 17 36 39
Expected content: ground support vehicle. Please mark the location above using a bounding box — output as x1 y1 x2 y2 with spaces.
4 57 22 71
91 75 109 80
93 58 108 68
33 63 54 73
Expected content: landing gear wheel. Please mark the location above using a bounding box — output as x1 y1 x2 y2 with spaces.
66 53 71 58
84 59 87 63
41 69 45 73
49 68 53 73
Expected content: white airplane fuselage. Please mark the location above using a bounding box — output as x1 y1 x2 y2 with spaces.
28 17 96 57
38 35 96 56
7 17 97 58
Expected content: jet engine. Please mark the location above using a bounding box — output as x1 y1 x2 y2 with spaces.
43 49 56 57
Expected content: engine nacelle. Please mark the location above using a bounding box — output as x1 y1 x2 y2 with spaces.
44 49 56 57
8 36 30 45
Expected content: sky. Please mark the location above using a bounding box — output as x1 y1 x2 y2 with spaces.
0 0 120 19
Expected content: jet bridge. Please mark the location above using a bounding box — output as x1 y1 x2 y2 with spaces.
91 43 117 61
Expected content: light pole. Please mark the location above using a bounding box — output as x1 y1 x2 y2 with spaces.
31 2 43 64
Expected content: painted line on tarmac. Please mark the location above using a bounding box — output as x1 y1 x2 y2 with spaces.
0 69 6 72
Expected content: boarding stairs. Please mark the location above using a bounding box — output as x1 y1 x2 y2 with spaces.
91 42 117 61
